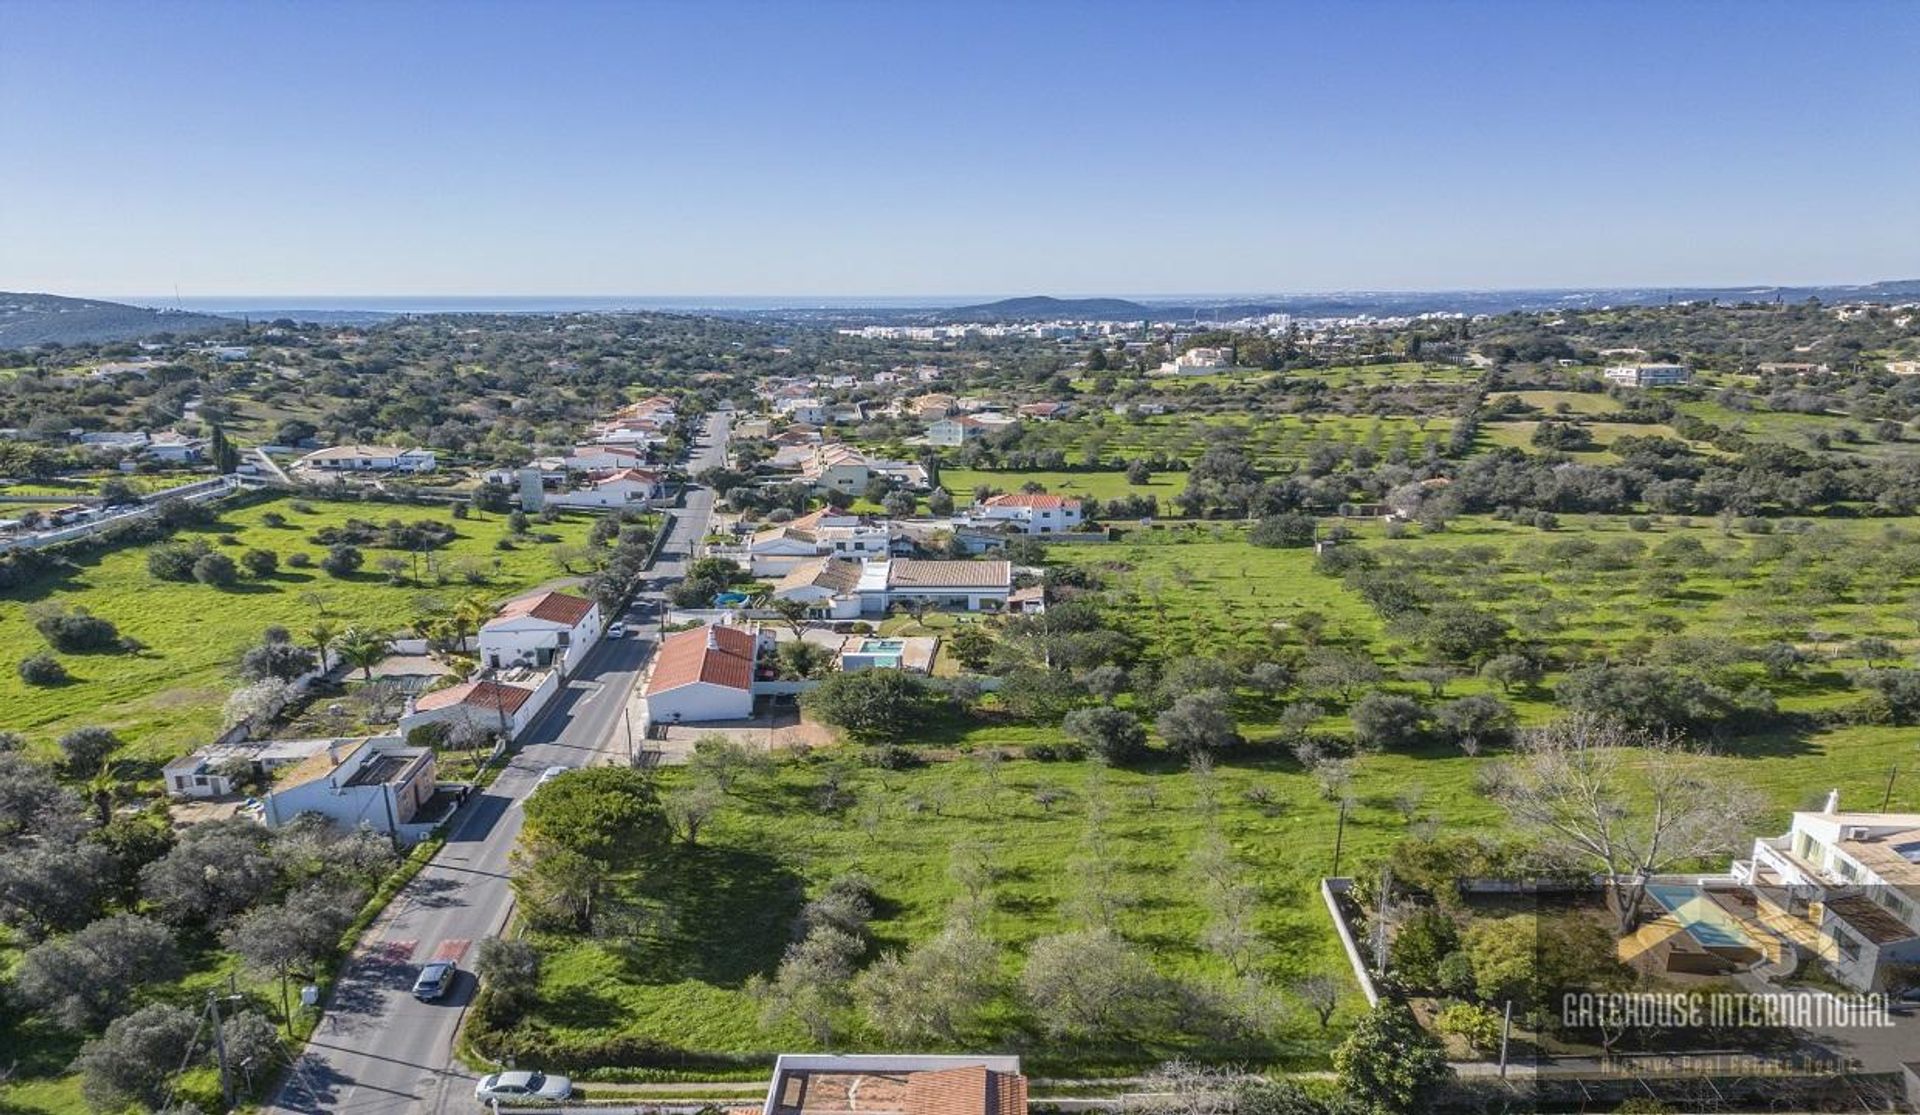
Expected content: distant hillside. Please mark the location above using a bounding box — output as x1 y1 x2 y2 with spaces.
0 292 231 349
943 296 1155 322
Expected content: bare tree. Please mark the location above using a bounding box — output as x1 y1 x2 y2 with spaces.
1292 973 1339 1029
1492 714 1761 934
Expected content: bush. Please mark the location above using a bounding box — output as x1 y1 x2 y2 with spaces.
860 744 921 770
147 542 207 581
31 605 124 653
286 551 313 568
1351 692 1427 749
804 670 937 743
261 511 288 528
1062 705 1148 764
1025 741 1087 762
240 548 279 578
18 651 68 686
1249 512 1318 548
192 551 239 586
319 544 363 576
1434 1002 1504 1053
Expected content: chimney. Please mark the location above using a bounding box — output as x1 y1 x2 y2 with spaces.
327 740 341 765
707 626 719 651
1823 789 1840 815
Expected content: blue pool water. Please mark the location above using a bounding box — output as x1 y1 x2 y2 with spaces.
1645 883 1754 950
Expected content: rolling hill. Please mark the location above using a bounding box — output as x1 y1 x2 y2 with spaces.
0 292 232 349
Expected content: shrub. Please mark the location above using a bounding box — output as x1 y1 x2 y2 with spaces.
804 670 936 743
240 548 279 578
192 551 239 586
261 511 288 528
1062 705 1148 764
319 544 363 576
287 551 313 568
1434 1002 1504 1053
1350 692 1427 749
18 651 68 686
146 542 207 581
31 605 124 653
860 744 921 770
1249 512 1318 548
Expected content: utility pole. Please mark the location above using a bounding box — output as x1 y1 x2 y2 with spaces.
208 991 233 1111
1331 796 1349 876
1499 999 1512 1078
1883 765 1900 811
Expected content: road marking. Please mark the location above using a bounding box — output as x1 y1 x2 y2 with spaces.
378 939 417 964
431 938 471 963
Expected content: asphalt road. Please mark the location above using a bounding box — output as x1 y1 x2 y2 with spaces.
267 412 730 1115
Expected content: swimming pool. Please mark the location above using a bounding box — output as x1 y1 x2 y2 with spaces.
1645 883 1756 951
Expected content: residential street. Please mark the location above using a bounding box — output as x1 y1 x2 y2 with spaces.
266 411 729 1115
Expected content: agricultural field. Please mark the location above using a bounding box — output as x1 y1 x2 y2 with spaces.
961 412 1456 468
0 495 596 764
937 467 1180 504
1477 419 1690 461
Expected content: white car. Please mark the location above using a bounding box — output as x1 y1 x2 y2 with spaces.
534 765 568 790
606 622 626 639
474 1070 572 1104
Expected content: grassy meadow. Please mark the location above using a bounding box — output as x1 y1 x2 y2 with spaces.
0 495 595 764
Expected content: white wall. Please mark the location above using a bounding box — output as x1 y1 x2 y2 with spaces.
643 681 753 724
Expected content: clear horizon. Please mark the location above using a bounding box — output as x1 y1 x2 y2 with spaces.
6 0 1919 297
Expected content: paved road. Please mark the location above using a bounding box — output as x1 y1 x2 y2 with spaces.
267 412 730 1115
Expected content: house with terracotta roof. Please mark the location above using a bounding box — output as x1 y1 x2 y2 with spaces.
260 736 439 842
478 589 602 675
762 1054 1026 1115
926 415 992 448
398 671 559 741
551 467 667 509
771 558 865 619
856 559 1013 615
801 444 872 495
970 492 1084 534
295 444 437 473
641 623 771 724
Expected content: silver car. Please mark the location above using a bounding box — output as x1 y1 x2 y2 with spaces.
474 1070 572 1104
412 960 456 1001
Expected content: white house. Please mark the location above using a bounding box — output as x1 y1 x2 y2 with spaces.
1604 363 1692 388
761 1054 1026 1115
564 444 651 472
161 737 337 799
971 492 1084 534
771 558 865 620
297 445 438 472
1730 793 1920 991
261 736 439 841
926 416 990 448
776 397 831 426
478 589 602 674
1157 347 1233 375
802 444 872 495
144 431 208 463
399 671 558 741
551 467 666 509
642 623 768 725
857 559 1013 616
78 430 151 452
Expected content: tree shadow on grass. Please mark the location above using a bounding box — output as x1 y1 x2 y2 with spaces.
606 844 800 988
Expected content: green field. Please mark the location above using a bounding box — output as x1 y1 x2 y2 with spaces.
0 496 596 763
916 412 1456 470
938 467 1179 503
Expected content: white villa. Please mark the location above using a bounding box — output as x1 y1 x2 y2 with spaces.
1731 793 1920 991
477 589 602 674
296 445 438 472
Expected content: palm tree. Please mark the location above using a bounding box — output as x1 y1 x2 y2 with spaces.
305 620 340 673
335 627 391 682
451 593 494 654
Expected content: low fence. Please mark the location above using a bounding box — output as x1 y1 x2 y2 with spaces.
0 474 242 552
1321 877 1382 1008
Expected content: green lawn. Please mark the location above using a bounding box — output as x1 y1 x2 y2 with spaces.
0 496 596 764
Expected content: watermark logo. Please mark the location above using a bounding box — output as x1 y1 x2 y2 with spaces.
1561 992 1896 1030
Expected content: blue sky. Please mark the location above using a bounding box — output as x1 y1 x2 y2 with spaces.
3 0 1916 298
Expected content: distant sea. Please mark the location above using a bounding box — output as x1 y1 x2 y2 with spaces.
125 295 984 314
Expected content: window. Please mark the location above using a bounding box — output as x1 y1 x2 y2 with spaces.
1834 929 1863 963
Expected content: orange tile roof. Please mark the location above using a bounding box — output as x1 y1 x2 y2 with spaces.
887 560 1012 590
904 1067 1026 1115
490 589 596 628
646 624 756 695
413 679 534 715
982 492 1079 510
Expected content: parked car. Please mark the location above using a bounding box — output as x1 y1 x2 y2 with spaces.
412 960 456 1001
535 765 568 789
474 1070 572 1104
606 622 626 639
